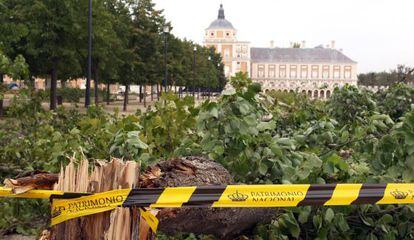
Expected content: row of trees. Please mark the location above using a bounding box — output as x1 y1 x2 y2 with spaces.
358 65 414 86
0 0 226 110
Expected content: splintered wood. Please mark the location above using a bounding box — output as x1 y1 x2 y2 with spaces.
53 158 143 240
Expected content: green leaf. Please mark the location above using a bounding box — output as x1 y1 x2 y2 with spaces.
259 162 268 175
324 208 334 223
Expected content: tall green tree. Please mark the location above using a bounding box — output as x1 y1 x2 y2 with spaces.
9 0 83 110
0 51 28 116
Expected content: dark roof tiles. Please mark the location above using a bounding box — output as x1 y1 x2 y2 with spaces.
250 47 356 63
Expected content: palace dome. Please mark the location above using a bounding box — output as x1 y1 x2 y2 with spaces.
206 4 235 30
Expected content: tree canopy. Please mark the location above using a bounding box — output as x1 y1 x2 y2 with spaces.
0 0 225 110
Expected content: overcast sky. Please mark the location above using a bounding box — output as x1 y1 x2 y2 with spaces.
153 0 414 73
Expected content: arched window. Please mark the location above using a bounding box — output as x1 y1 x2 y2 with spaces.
320 90 325 99
307 90 312 97
314 90 318 98
326 90 331 98
301 90 306 95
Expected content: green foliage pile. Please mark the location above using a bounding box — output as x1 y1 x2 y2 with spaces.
1 81 414 238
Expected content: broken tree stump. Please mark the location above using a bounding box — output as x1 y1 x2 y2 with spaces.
52 158 140 240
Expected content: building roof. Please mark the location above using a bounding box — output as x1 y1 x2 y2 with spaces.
206 4 235 30
250 47 356 63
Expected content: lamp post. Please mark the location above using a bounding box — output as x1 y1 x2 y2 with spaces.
163 25 170 93
217 62 222 98
192 46 196 97
85 0 92 108
207 56 211 100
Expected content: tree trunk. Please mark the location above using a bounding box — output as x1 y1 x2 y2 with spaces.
139 85 142 103
123 84 129 112
52 158 141 240
151 85 154 101
143 84 146 107
49 156 274 240
106 82 110 105
156 83 160 100
0 73 4 117
140 156 275 239
50 64 58 110
94 67 99 105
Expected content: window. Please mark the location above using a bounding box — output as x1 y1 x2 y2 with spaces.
258 65 265 78
344 66 352 78
322 65 330 79
290 65 297 78
268 65 275 78
226 32 230 37
210 32 214 36
301 65 308 78
279 65 286 78
311 65 319 78
224 49 230 58
333 66 340 79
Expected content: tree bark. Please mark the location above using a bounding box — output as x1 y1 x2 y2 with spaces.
140 156 275 239
123 84 129 112
139 84 142 103
156 83 160 100
50 63 58 110
0 73 4 117
143 84 146 107
151 85 154 101
106 82 110 105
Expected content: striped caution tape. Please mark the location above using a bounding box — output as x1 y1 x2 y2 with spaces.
47 183 414 226
2 184 414 226
0 187 89 199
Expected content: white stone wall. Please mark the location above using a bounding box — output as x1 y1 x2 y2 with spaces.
250 62 358 99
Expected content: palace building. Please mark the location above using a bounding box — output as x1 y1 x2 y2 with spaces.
204 5 358 98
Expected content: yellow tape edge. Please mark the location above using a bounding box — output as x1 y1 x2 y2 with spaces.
0 187 65 199
140 208 159 233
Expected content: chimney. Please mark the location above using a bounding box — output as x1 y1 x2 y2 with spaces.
301 41 306 48
331 40 336 49
270 40 274 48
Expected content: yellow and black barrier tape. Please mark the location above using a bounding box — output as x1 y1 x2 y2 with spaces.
0 187 90 199
3 184 414 226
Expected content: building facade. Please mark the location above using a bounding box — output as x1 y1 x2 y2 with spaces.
203 4 250 78
204 5 358 98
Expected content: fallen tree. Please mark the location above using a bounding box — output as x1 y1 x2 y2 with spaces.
140 156 275 239
28 156 273 239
